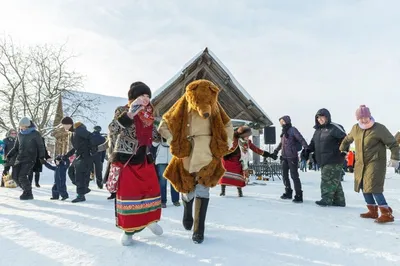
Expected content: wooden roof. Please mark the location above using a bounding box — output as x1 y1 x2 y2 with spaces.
151 48 273 127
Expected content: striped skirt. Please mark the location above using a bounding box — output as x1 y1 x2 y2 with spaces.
115 160 161 232
219 159 246 188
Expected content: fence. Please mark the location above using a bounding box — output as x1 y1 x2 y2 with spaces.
249 162 282 180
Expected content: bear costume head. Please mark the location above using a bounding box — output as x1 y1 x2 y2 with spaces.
161 79 232 192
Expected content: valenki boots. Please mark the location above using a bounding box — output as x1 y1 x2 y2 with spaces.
375 206 394 223
360 205 379 219
220 185 226 196
192 197 209 244
182 198 194 230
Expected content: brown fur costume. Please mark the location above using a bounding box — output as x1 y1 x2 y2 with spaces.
162 79 231 193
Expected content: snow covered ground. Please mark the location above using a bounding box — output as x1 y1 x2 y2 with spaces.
1 167 400 266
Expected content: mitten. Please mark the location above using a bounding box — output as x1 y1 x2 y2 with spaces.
387 159 400 168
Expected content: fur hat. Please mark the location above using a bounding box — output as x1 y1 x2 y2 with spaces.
356 105 371 120
19 117 31 127
94 125 101 132
61 116 74 125
237 125 252 137
128 82 151 101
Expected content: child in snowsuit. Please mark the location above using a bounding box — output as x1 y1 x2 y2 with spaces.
44 155 70 200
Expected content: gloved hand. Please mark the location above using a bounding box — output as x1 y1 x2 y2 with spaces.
340 151 347 157
262 151 273 158
387 159 400 168
39 158 46 164
62 155 68 161
270 150 278 160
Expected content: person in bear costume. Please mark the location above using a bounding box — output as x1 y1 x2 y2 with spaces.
158 79 234 244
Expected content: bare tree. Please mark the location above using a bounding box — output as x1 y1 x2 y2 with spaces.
0 36 99 137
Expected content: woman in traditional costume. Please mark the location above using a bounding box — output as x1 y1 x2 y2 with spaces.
107 82 162 246
219 125 273 197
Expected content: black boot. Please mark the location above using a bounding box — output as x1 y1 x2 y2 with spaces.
192 197 209 244
220 185 226 196
293 190 303 203
72 195 86 203
237 187 243 197
97 180 103 189
35 182 40 188
107 193 116 200
20 190 34 200
280 188 293 199
182 198 194 230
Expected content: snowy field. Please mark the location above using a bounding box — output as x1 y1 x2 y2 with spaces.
1 167 400 266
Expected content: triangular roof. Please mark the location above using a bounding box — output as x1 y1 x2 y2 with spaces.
152 48 272 127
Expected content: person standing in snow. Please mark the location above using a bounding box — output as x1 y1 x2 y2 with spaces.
219 125 274 197
61 117 96 203
44 155 70 200
272 116 308 203
340 105 399 223
1 129 17 186
107 81 162 246
28 137 51 188
153 138 180 208
308 108 347 207
6 118 46 200
91 126 106 189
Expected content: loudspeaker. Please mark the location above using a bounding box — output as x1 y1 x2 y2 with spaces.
264 127 276 144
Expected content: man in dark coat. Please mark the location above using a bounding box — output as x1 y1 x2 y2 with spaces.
91 126 106 189
28 137 51 188
61 116 97 203
6 118 46 200
308 108 347 207
273 115 308 203
1 129 17 187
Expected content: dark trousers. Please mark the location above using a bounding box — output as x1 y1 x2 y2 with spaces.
28 171 40 185
73 157 91 195
281 157 302 192
13 163 35 191
156 164 179 203
92 155 103 185
52 174 69 199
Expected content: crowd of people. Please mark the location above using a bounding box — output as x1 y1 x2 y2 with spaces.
1 79 399 246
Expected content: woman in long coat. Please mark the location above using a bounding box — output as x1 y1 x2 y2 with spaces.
107 82 162 245
340 105 399 223
219 125 272 197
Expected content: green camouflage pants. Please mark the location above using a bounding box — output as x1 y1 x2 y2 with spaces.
320 164 346 205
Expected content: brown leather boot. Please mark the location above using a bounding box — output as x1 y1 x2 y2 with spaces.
360 205 378 219
375 206 394 223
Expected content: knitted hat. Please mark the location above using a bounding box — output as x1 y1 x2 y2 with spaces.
19 117 31 127
94 126 101 132
279 115 291 124
60 116 74 125
128 82 151 101
355 105 371 120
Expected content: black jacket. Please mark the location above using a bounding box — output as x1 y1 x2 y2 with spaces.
308 108 346 167
91 131 106 162
65 123 96 160
3 137 16 166
7 126 46 165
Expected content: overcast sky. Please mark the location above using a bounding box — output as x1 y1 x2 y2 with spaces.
1 0 399 142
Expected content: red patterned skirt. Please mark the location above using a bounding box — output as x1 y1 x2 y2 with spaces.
115 161 161 232
219 159 246 188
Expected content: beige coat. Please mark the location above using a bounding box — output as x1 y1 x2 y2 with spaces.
158 108 233 175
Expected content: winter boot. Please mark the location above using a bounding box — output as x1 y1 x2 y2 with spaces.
182 198 194 230
375 206 394 223
20 190 34 200
161 203 167 208
61 196 69 201
50 197 59 200
360 205 379 219
237 187 243 197
192 197 209 244
147 222 163 236
220 185 226 196
120 231 134 246
35 182 40 188
72 195 86 203
173 201 181 207
280 188 293 200
107 193 116 200
293 191 303 203
96 180 103 189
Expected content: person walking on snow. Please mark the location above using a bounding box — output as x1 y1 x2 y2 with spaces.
61 117 97 203
153 138 180 208
44 155 70 201
219 125 274 197
107 81 162 246
1 129 17 187
272 115 308 203
91 126 106 189
6 117 46 200
340 105 399 223
308 108 347 207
